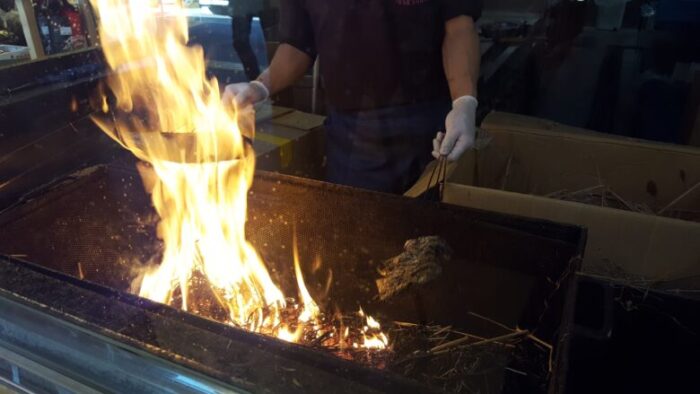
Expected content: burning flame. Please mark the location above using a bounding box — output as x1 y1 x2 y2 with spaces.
89 0 386 350
294 232 320 323
360 308 389 349
90 0 286 335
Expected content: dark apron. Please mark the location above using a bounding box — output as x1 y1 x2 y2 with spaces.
325 101 450 194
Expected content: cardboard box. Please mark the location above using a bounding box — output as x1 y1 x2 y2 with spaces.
407 112 700 284
477 112 700 214
441 183 700 283
253 106 325 180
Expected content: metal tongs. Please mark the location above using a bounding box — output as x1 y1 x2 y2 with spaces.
424 154 449 202
419 128 493 202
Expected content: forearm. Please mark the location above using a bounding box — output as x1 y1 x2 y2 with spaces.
257 44 314 96
442 16 480 100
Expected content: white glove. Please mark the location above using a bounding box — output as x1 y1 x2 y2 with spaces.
432 95 478 161
222 80 270 109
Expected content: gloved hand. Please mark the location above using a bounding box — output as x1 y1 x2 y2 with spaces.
432 95 478 161
222 80 270 109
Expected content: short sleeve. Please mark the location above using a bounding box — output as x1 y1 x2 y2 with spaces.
438 0 483 22
279 0 317 58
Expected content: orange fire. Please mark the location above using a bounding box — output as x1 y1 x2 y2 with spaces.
89 0 386 349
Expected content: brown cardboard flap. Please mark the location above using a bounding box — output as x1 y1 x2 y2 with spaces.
270 106 296 119
272 111 326 131
254 117 326 179
477 112 700 212
443 183 700 281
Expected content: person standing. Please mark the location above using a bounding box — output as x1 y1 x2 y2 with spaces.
225 0 482 194
231 0 265 81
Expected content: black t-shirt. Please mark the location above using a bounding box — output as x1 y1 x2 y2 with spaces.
279 0 482 112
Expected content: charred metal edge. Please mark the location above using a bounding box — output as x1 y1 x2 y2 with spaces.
549 228 588 392
1 163 586 264
0 255 432 394
252 170 586 251
548 257 583 394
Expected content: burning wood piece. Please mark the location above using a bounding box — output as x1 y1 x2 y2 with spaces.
376 236 452 301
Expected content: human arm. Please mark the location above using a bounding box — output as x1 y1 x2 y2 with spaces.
222 44 313 108
433 15 481 161
223 0 316 108
443 16 479 100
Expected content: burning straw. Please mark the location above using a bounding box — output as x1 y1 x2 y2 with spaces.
90 0 390 351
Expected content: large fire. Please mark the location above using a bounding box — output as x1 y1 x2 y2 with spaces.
89 0 387 350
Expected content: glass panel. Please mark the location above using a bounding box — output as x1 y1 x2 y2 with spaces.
0 294 246 394
0 0 98 68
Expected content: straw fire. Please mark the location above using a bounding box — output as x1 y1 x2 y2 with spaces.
89 0 387 350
